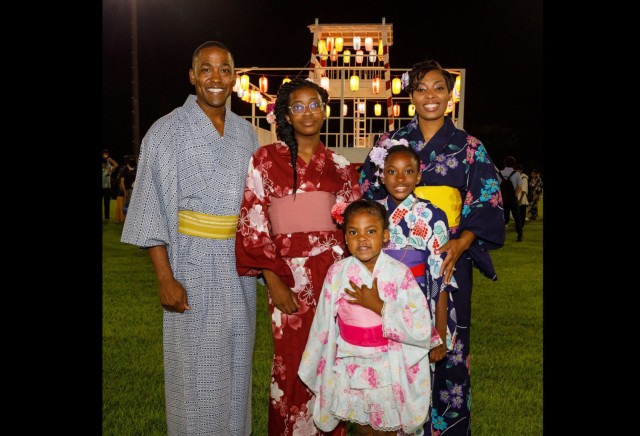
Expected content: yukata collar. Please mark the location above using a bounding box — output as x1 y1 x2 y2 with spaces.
387 194 417 226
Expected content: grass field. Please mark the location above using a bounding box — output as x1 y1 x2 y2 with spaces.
102 201 542 435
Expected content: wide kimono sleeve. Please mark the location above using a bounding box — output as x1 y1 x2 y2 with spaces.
379 262 436 364
328 150 363 204
235 150 293 283
457 134 504 250
121 111 179 249
297 261 342 432
378 256 439 433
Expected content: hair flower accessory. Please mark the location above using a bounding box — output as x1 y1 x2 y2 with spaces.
266 103 276 125
331 202 348 225
369 136 411 187
401 71 410 91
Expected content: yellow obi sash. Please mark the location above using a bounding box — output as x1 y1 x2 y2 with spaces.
414 186 462 227
177 210 238 239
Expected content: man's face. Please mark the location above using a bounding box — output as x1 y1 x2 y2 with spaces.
189 46 234 110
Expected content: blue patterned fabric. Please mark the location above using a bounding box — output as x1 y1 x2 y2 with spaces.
360 116 505 435
121 95 259 435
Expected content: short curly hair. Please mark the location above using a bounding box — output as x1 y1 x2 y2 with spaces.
404 59 454 95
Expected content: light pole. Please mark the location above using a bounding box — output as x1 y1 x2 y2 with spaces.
131 0 140 157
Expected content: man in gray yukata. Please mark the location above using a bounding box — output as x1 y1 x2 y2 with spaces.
121 41 259 435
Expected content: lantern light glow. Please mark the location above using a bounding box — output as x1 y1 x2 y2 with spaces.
350 74 359 91
240 74 250 92
392 77 402 95
392 103 400 117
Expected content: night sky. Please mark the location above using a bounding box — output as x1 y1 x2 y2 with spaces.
103 0 543 172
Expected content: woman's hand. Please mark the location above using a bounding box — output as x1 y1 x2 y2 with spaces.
436 230 476 284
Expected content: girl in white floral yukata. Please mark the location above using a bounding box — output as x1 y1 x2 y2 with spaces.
298 199 442 436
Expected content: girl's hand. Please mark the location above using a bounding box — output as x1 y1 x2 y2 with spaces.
344 278 383 315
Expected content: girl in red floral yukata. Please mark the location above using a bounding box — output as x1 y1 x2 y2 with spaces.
235 78 361 435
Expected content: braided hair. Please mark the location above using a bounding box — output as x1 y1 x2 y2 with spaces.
274 78 329 194
404 59 454 95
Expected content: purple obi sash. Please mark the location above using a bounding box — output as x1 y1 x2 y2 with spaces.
384 249 428 284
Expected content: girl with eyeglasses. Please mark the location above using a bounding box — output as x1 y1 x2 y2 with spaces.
235 77 361 435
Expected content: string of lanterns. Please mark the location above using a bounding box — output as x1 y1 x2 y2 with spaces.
233 72 459 118
233 32 461 119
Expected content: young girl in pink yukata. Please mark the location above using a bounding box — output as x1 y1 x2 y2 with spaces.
298 199 441 435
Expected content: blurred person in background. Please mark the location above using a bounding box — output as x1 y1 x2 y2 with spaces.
101 151 118 221
528 169 543 220
515 163 529 227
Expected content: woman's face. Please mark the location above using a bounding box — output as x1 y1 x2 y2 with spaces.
410 69 452 122
285 87 325 136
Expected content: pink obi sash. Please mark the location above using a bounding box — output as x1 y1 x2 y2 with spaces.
268 191 338 235
337 298 387 347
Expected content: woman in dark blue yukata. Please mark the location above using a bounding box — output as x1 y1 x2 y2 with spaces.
359 58 505 435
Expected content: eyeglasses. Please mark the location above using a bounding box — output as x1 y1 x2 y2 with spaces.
288 101 325 115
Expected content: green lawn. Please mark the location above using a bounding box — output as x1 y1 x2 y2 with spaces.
102 201 542 435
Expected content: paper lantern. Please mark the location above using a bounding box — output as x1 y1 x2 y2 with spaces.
242 91 251 102
318 39 328 60
392 103 400 117
259 99 267 111
326 105 331 117
353 36 361 50
368 50 377 63
343 104 348 116
378 39 384 61
374 103 382 116
453 75 461 103
236 89 245 98
282 77 291 84
249 90 258 104
326 37 333 52
350 74 359 91
372 77 381 94
259 76 268 93
233 76 241 92
330 49 337 62
392 77 402 95
408 104 416 117
335 37 344 52
343 49 351 64
320 76 330 91
355 50 364 64
240 74 250 92
255 93 262 106
365 37 373 51
357 102 365 114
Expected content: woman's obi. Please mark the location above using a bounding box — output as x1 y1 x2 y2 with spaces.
414 185 462 228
